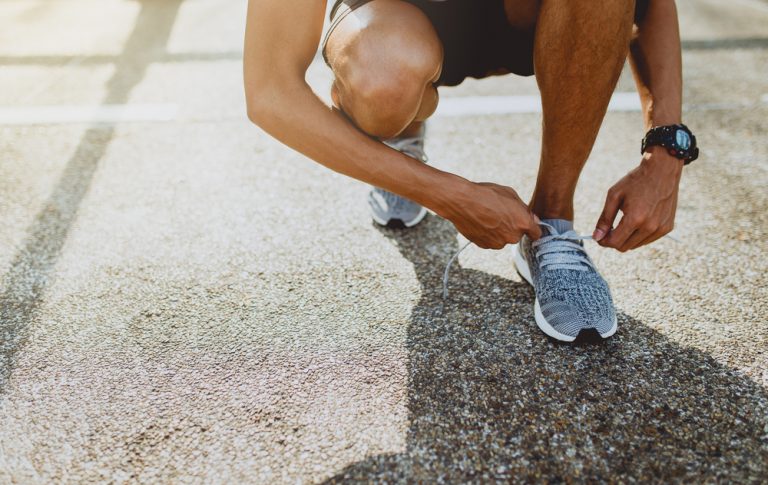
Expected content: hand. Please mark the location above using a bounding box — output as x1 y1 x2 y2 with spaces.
594 146 683 252
443 181 542 249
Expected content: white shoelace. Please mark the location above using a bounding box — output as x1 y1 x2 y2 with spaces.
441 223 592 299
441 222 680 299
532 224 594 272
441 240 473 299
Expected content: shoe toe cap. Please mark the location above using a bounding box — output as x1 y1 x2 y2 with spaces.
541 300 616 338
540 301 587 338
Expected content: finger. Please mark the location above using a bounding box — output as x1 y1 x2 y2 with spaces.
469 234 494 250
594 190 622 242
621 227 653 252
501 231 525 247
636 230 666 249
526 214 542 241
475 236 505 250
491 240 507 250
601 213 636 250
637 217 674 248
473 240 492 250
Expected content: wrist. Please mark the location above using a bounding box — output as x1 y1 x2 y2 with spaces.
641 123 699 165
641 145 684 176
421 172 473 219
646 115 681 130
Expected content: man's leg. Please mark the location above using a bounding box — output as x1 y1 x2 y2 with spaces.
325 0 443 139
528 0 635 220
510 0 635 342
324 0 443 227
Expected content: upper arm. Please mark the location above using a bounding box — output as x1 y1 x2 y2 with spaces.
244 0 327 95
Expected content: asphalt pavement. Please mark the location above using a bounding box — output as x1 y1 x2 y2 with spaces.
1 0 767 483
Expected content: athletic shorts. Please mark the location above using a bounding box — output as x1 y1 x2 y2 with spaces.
323 0 650 87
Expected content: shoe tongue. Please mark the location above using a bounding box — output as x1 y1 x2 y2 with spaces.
541 218 574 235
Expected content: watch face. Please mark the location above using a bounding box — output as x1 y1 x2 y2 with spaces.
675 129 691 150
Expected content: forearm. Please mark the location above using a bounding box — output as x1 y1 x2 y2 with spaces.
629 0 683 130
243 0 469 219
247 79 466 216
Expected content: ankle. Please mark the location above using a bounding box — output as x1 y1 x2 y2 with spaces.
530 196 574 220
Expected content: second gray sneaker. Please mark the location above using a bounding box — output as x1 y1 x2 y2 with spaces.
368 126 428 228
513 219 618 342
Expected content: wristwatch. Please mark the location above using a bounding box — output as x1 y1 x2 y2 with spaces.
641 124 699 165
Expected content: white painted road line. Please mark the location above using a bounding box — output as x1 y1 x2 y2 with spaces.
435 92 642 117
0 93 760 126
0 104 178 125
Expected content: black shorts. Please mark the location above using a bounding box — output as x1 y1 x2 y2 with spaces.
324 0 650 87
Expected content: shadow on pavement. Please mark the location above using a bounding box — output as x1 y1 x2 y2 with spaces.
0 0 185 392
322 215 767 483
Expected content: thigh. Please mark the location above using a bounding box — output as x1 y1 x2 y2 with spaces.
419 0 535 84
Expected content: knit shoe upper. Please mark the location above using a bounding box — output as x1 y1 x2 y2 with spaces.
516 219 617 341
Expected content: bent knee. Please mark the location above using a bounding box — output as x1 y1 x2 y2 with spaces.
341 66 437 137
330 8 442 137
340 47 441 137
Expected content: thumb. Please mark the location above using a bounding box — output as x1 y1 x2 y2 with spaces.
526 213 543 241
594 191 621 242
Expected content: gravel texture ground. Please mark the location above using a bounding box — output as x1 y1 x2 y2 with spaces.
0 0 766 483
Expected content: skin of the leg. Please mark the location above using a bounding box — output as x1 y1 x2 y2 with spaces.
529 0 636 220
325 0 443 139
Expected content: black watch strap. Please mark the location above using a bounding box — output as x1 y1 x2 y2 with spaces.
642 124 699 165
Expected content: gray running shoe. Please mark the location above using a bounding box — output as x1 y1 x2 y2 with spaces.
368 126 428 228
513 219 617 342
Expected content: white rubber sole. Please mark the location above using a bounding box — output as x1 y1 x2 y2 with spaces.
513 244 617 342
371 206 428 228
